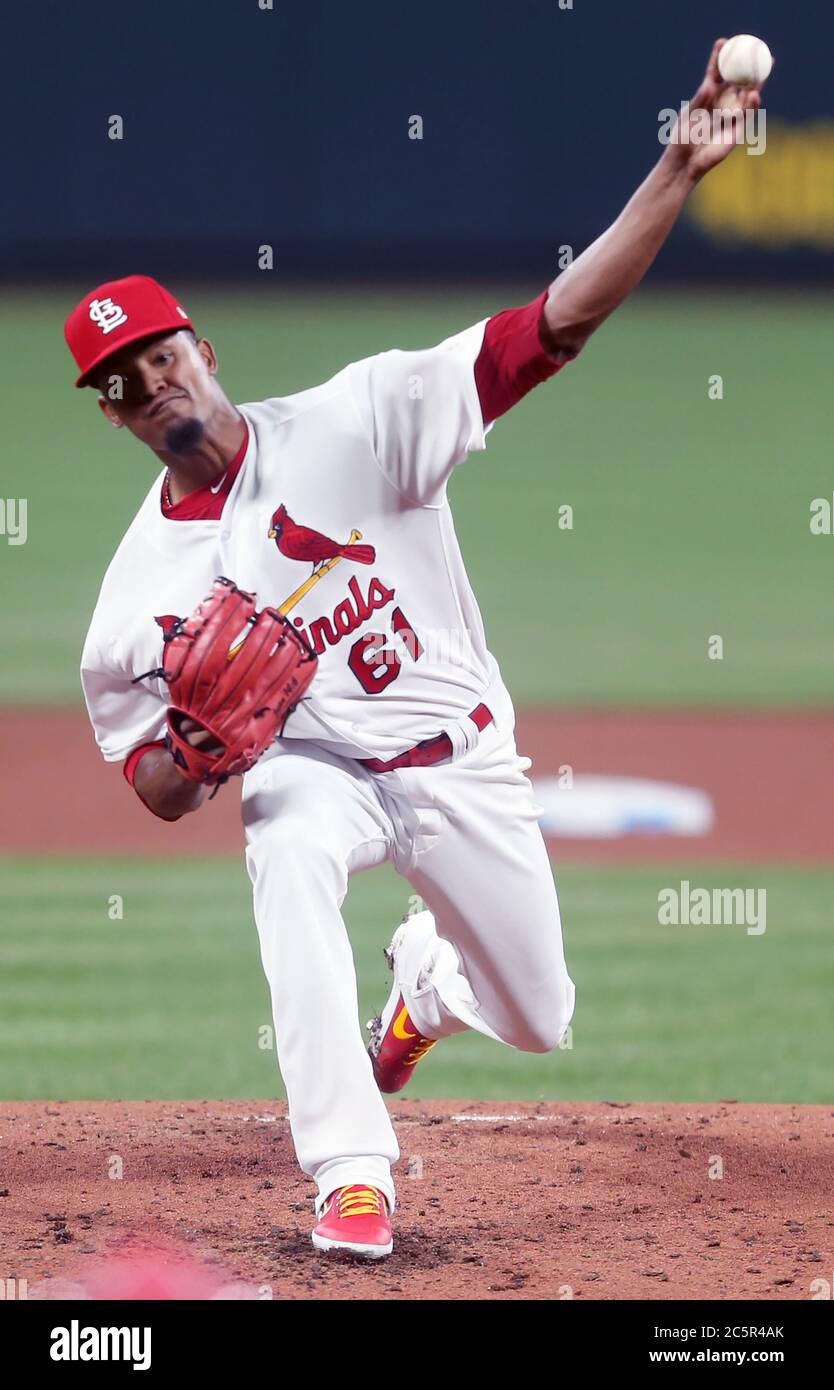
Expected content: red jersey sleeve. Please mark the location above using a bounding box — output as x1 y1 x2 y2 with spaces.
474 289 575 427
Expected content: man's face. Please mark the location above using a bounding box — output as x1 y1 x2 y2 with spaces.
94 330 220 453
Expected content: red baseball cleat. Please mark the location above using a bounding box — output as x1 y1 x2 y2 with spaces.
367 925 439 1093
311 1185 393 1258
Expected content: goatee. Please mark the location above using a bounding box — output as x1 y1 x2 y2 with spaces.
165 417 205 454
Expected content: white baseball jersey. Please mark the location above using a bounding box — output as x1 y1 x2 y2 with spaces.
81 318 518 766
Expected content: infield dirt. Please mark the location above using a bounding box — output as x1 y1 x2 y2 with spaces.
3 1099 832 1301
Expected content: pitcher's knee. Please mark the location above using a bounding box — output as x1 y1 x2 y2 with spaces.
513 977 575 1054
519 1019 569 1054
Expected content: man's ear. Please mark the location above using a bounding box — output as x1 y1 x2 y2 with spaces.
196 337 219 376
97 396 124 429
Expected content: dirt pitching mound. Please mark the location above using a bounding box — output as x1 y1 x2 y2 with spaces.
2 1100 831 1301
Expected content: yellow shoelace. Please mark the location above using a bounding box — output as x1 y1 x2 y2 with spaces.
405 1037 438 1067
336 1187 386 1219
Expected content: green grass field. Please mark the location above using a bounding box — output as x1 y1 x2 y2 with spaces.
2 857 830 1104
2 286 833 705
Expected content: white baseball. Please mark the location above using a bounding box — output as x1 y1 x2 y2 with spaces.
718 34 773 87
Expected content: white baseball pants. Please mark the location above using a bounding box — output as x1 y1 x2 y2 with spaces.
241 718 575 1215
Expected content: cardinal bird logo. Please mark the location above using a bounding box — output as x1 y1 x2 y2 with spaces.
154 614 179 637
268 504 375 573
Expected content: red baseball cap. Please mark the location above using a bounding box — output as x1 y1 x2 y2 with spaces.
64 274 194 388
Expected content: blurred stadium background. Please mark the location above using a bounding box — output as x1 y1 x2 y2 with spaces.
1 0 831 1104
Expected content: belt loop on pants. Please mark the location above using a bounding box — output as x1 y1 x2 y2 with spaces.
357 703 493 775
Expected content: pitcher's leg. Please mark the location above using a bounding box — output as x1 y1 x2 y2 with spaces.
243 746 400 1213
393 732 575 1054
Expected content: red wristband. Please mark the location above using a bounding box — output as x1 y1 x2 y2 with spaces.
123 739 167 788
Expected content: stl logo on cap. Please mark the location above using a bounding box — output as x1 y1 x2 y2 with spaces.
64 274 195 388
89 297 128 335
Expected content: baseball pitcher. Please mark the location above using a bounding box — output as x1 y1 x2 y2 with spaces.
68 45 764 1257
